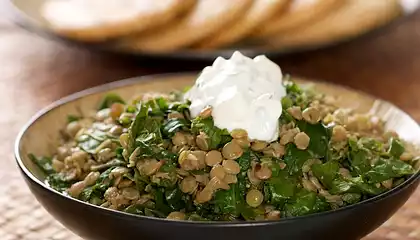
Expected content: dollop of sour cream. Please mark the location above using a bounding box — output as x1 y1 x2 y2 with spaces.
184 51 287 142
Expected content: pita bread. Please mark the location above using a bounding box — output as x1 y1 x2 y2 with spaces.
265 0 402 48
41 0 193 42
117 0 253 52
254 0 343 38
196 0 290 49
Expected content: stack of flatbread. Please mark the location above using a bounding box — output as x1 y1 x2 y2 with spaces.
41 0 403 52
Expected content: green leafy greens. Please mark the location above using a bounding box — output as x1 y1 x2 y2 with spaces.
31 79 419 221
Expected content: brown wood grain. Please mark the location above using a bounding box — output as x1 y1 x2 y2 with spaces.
2 6 420 240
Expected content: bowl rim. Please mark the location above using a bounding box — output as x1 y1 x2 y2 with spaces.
14 72 420 227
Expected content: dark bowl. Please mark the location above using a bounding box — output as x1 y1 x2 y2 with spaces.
15 73 420 240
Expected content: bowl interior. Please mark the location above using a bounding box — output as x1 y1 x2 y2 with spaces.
16 73 420 183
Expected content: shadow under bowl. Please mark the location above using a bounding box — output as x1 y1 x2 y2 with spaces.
15 73 420 240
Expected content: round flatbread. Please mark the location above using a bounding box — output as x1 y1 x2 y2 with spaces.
117 0 253 52
254 0 342 38
264 0 402 48
196 0 290 49
41 0 192 42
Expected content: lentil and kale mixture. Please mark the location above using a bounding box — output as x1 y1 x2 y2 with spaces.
30 80 420 221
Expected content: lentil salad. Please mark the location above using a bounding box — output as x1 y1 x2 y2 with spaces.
30 78 420 221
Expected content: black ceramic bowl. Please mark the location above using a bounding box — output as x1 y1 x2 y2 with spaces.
15 73 420 240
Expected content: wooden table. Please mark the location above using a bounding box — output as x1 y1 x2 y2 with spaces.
1 6 420 240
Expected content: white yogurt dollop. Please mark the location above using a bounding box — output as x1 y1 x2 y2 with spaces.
184 51 287 142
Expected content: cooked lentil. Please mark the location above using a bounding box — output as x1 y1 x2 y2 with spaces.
195 133 209 151
231 129 248 139
294 132 310 150
254 164 272 180
250 141 268 151
287 106 303 120
205 150 223 166
232 138 251 149
199 106 212 119
210 164 226 180
222 141 243 160
302 107 321 124
222 160 240 175
246 189 264 208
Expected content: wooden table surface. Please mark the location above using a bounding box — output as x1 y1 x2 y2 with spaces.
2 5 420 240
